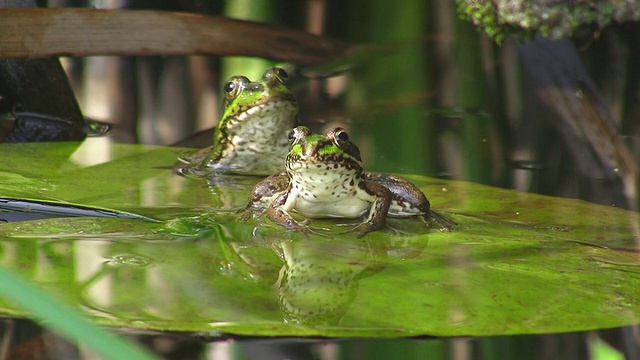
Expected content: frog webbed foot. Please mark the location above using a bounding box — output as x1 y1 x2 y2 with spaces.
278 217 331 238
295 219 332 238
425 210 457 231
240 204 267 221
266 203 330 238
339 221 385 238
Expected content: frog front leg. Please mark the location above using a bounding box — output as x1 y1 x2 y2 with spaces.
349 181 392 237
242 171 289 220
266 187 314 235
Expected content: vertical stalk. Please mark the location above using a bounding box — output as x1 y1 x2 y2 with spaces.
348 0 435 175
452 15 494 183
221 0 277 81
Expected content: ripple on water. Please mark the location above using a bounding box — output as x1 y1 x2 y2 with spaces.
106 254 153 267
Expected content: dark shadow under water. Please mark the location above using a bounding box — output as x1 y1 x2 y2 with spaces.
2 317 638 360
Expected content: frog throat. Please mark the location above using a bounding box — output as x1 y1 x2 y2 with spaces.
206 99 298 168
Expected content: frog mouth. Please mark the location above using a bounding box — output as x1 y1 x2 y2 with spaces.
233 100 298 123
287 159 361 172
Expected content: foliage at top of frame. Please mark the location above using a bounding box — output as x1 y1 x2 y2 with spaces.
457 0 640 43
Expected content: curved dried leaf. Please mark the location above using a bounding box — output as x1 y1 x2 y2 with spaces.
0 8 351 66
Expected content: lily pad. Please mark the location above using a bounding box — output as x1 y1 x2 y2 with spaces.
0 141 638 338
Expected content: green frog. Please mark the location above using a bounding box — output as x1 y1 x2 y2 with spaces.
243 126 454 237
174 67 298 176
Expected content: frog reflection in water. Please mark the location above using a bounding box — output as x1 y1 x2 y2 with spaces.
244 126 454 237
174 67 298 176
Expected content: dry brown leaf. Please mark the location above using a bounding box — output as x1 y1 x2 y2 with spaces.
0 8 351 66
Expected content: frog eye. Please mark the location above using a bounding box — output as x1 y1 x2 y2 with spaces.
223 76 249 100
288 126 310 145
329 127 350 146
336 130 349 143
223 78 241 99
223 80 237 94
275 68 289 83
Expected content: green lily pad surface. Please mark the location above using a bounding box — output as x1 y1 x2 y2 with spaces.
0 141 638 337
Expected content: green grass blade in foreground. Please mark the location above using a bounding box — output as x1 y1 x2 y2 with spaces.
0 266 159 360
589 337 625 360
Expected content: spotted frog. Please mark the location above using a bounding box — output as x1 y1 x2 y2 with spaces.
175 67 298 176
243 126 454 237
